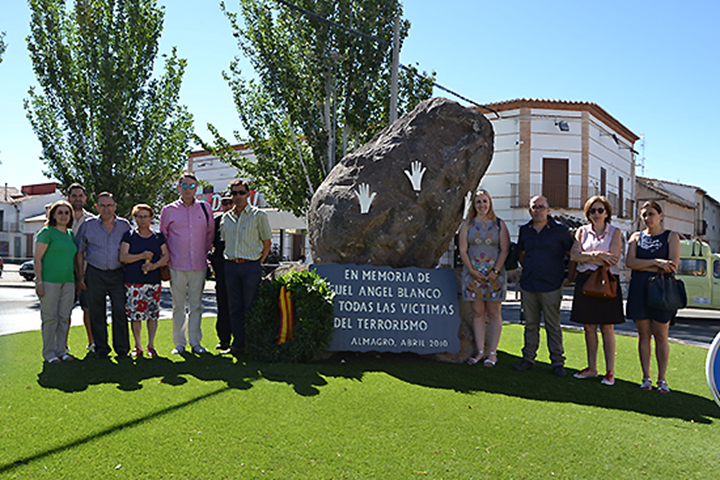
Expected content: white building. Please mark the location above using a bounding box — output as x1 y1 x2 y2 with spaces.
475 99 640 239
636 177 720 251
0 183 63 260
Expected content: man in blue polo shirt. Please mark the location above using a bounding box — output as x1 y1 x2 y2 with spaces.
514 195 574 376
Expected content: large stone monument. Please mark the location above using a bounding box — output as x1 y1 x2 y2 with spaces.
308 97 494 362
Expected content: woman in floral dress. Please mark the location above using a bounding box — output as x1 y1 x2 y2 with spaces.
119 204 169 358
459 189 510 366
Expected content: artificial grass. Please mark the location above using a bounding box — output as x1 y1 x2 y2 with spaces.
0 320 718 479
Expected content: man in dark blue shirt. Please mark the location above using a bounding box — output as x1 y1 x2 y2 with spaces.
514 196 574 376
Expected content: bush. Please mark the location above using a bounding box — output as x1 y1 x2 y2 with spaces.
246 269 335 363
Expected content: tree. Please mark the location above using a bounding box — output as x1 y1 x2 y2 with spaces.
0 31 6 63
204 0 434 217
24 0 193 216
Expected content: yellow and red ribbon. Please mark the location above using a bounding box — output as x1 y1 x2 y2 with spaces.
278 285 295 344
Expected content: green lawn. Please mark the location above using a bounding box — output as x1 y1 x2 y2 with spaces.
0 320 718 479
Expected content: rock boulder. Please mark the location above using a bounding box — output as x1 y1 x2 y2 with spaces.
308 97 494 268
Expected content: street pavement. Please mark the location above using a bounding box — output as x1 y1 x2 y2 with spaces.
2 264 720 347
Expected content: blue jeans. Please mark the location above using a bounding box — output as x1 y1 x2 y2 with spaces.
224 260 262 349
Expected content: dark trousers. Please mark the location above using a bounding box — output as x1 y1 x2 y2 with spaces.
225 260 262 349
213 260 231 347
86 265 129 358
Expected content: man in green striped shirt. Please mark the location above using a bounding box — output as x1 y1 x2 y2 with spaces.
220 179 272 355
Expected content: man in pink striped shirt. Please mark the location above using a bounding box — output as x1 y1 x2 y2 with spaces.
160 172 215 355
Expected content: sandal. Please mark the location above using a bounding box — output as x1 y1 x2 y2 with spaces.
47 357 61 364
466 350 484 365
130 347 143 358
483 351 497 367
640 377 652 391
657 380 670 393
573 367 598 379
146 347 158 358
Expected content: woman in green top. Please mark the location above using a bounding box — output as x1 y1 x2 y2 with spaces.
35 200 77 364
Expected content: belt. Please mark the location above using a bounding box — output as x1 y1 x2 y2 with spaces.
229 258 257 263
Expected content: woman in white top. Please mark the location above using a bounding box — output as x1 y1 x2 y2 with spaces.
569 196 624 386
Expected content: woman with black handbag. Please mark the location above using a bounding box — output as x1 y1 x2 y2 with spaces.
570 196 624 386
626 201 680 393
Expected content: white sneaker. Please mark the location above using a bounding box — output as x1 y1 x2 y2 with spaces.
171 346 185 355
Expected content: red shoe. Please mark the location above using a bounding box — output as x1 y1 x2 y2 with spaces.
130 347 143 358
146 347 158 358
573 367 598 379
601 371 615 386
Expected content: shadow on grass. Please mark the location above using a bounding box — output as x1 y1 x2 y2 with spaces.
315 351 720 425
36 349 719 425
36 350 329 397
0 386 229 475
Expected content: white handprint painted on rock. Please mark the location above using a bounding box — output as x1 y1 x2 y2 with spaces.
354 183 377 214
404 160 427 192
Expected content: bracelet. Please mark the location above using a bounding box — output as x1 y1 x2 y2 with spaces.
492 268 500 275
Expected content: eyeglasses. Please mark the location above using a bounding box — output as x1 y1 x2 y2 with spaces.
231 190 248 196
530 205 548 211
181 183 197 190
589 207 605 214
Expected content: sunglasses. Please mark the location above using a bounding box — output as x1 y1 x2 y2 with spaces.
221 200 233 205
231 190 248 196
181 183 197 189
589 207 605 214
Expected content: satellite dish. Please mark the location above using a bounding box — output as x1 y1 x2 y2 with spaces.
706 331 720 407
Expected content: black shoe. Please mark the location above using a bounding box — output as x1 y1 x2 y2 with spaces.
514 360 534 371
221 347 244 357
553 365 567 377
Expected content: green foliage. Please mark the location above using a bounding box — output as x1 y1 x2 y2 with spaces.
0 31 6 64
24 0 194 216
246 269 335 363
202 0 435 217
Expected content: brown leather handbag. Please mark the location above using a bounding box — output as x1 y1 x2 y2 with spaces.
582 264 617 298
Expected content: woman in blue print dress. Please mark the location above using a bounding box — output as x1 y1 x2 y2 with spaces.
459 189 510 366
626 201 680 393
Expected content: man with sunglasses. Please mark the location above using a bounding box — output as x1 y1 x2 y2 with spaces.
514 196 574 376
209 191 234 350
160 172 215 355
219 179 271 355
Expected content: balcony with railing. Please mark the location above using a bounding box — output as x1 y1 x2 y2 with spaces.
510 183 599 210
510 183 633 218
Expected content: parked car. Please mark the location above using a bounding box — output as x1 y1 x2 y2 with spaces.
19 260 35 281
676 239 720 309
0 257 3 277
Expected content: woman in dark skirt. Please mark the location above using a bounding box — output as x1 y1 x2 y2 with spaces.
626 201 679 393
570 196 624 386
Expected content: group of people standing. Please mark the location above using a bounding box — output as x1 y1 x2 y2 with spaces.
35 173 271 364
460 190 679 393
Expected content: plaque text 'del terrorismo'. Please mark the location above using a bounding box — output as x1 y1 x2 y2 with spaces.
312 264 461 354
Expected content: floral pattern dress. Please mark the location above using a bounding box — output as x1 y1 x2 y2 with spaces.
462 219 507 302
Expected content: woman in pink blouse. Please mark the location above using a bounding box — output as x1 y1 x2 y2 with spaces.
569 196 625 386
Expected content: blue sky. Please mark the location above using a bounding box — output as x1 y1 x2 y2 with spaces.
1 1 718 197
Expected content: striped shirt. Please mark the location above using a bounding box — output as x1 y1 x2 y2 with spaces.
220 204 272 261
75 215 131 270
